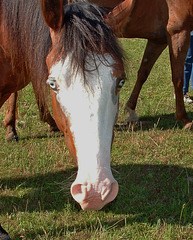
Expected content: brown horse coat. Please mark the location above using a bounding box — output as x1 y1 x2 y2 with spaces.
0 0 57 140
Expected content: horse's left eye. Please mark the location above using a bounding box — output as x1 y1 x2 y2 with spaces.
47 77 58 91
118 78 125 89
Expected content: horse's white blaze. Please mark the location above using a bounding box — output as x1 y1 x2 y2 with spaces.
49 54 119 210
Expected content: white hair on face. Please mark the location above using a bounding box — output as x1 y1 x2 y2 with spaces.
49 54 119 170
48 53 120 210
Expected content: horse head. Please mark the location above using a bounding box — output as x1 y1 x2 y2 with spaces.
41 0 126 210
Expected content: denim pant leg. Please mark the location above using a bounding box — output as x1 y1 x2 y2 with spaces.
184 36 193 94
191 64 193 90
191 70 193 89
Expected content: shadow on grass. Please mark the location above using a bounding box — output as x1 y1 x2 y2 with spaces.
18 131 64 141
116 111 193 131
107 164 193 225
0 169 79 214
1 164 193 226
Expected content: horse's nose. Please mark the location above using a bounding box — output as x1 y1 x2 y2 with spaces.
71 180 119 210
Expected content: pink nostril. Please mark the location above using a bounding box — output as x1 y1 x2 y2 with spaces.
71 184 88 203
101 182 118 202
101 183 118 201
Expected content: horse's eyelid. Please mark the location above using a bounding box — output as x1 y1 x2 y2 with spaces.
47 77 56 83
47 78 57 86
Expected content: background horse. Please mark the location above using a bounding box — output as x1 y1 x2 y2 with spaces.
87 0 193 128
2 91 58 141
0 0 125 210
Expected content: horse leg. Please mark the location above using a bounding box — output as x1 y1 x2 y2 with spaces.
31 82 58 132
167 31 193 128
0 92 12 108
3 92 19 141
125 40 167 122
38 101 58 132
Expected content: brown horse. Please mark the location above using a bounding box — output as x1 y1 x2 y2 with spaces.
0 0 125 210
0 1 58 141
4 0 193 141
87 0 193 128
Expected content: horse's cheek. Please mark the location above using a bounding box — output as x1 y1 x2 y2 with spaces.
51 90 77 162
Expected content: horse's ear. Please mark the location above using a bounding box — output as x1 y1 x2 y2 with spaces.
41 0 64 31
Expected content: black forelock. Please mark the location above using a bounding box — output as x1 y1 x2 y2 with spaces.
54 1 124 79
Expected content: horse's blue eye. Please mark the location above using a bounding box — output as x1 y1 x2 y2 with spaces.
118 79 125 89
47 77 58 91
50 82 56 88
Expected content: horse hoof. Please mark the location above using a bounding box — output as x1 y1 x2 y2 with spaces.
5 133 19 142
184 121 193 130
125 107 139 123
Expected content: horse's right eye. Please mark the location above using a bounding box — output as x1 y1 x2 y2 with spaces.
118 78 125 89
47 77 58 92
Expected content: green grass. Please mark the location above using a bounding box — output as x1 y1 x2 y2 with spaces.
0 39 193 239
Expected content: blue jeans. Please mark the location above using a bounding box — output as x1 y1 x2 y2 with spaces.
183 35 193 94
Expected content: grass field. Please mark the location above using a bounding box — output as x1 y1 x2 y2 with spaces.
0 38 193 239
